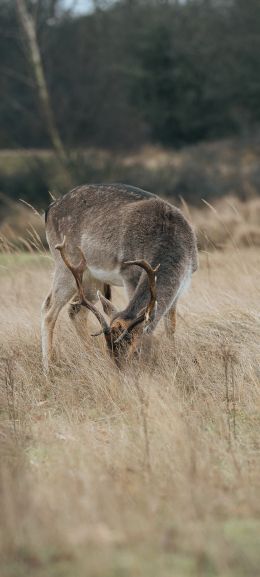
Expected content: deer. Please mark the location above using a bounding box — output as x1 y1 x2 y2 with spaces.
41 184 198 372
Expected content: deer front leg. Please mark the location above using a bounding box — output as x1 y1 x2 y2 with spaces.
68 281 112 343
164 306 177 337
68 302 90 342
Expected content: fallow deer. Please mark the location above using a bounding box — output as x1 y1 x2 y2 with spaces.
42 184 197 371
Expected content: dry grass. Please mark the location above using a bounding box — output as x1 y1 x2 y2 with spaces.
187 196 260 250
0 242 260 576
2 195 260 256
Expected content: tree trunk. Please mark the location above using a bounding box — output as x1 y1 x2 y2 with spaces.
16 0 67 164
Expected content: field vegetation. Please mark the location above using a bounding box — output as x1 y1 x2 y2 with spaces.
1 1 260 572
1 135 260 209
1 136 260 256
0 203 259 577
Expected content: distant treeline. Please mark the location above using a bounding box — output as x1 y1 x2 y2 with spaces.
1 0 260 150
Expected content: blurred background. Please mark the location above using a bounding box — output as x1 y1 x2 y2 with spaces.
1 0 260 248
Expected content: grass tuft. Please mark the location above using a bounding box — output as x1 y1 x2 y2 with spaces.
0 244 260 577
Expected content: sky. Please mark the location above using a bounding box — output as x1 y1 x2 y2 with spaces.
62 0 113 14
62 0 187 14
62 0 94 13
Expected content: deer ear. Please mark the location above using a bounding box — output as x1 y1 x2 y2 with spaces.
97 291 118 319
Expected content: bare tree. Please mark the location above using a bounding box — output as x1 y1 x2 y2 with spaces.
16 0 67 163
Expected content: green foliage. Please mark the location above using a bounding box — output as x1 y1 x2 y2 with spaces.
1 0 260 150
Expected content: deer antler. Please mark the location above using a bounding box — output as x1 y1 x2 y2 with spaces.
115 259 160 343
125 259 160 321
55 237 110 335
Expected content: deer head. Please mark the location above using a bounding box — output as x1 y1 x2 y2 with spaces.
55 237 159 365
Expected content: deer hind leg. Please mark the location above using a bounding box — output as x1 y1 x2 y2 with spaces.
41 270 75 374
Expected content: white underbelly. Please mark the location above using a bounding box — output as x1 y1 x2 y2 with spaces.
88 265 124 287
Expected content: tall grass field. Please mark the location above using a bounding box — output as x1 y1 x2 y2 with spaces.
0 201 259 577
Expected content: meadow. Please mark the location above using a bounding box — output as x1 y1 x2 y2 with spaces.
0 201 260 577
